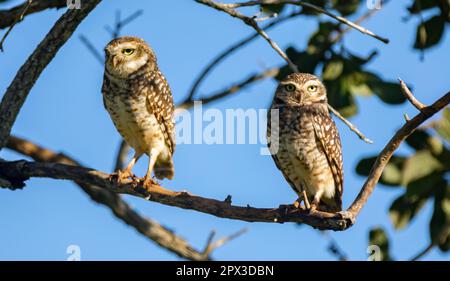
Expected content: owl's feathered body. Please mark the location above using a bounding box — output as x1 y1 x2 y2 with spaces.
102 36 175 185
268 73 343 212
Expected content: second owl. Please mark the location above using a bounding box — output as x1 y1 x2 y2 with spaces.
267 73 343 212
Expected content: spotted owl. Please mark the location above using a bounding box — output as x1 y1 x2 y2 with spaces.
102 36 175 189
267 73 343 212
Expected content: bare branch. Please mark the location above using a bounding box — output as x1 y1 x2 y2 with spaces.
410 243 435 261
399 78 426 110
0 0 66 30
328 106 373 144
2 90 448 231
4 136 212 261
347 91 450 217
0 0 103 150
79 34 103 64
224 0 389 44
202 228 248 256
178 67 280 110
0 0 33 52
196 0 372 144
186 9 302 102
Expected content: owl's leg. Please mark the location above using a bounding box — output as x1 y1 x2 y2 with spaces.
111 152 142 183
309 190 324 212
142 148 160 190
302 190 311 210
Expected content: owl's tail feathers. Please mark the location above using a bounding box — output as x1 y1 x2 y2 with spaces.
154 158 174 180
318 197 342 213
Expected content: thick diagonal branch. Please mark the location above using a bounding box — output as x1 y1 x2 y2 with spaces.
0 0 102 150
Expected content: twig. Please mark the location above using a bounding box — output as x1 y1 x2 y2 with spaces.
2 91 448 231
178 67 280 110
195 0 299 72
328 105 373 144
224 0 389 44
79 34 104 64
0 0 103 151
4 136 213 261
0 0 33 52
347 91 450 218
196 0 372 144
80 9 143 65
186 9 302 102
398 78 426 110
202 228 248 257
0 0 66 30
410 242 435 261
114 139 131 171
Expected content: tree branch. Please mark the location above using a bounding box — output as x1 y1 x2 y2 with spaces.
0 0 66 30
0 0 33 52
186 9 302 102
1 90 448 232
0 0 103 151
196 0 373 144
399 78 426 110
223 0 389 44
4 136 215 261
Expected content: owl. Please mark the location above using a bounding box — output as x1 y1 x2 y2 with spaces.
267 73 343 212
102 36 175 189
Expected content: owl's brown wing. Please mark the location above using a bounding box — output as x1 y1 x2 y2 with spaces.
145 70 175 155
312 112 343 211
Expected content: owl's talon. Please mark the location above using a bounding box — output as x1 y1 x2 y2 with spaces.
336 211 355 225
142 176 157 192
109 170 134 184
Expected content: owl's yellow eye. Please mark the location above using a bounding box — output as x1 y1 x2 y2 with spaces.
284 84 296 92
122 48 135 55
307 85 318 92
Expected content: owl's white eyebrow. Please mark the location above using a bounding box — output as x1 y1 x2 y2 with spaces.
280 81 302 88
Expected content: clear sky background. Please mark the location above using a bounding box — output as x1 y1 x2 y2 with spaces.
0 0 449 261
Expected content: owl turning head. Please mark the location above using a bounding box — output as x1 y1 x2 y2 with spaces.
275 73 327 106
104 36 156 78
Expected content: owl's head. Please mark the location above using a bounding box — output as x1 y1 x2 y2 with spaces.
104 36 156 78
275 73 327 106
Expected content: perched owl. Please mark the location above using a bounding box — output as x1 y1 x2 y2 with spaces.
102 36 175 189
267 73 343 212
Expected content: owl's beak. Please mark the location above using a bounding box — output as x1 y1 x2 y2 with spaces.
112 56 120 68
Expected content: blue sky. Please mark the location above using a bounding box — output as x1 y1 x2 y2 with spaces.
0 0 449 261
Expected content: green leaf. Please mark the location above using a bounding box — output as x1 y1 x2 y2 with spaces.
405 129 444 155
414 15 446 50
356 155 406 186
436 108 450 142
369 227 391 261
408 0 439 14
429 183 450 251
402 150 443 185
389 194 427 229
322 58 344 80
301 0 328 15
260 4 285 15
308 22 337 54
332 0 360 16
323 78 358 117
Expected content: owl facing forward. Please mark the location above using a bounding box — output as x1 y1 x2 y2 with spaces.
267 73 343 212
102 36 175 189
